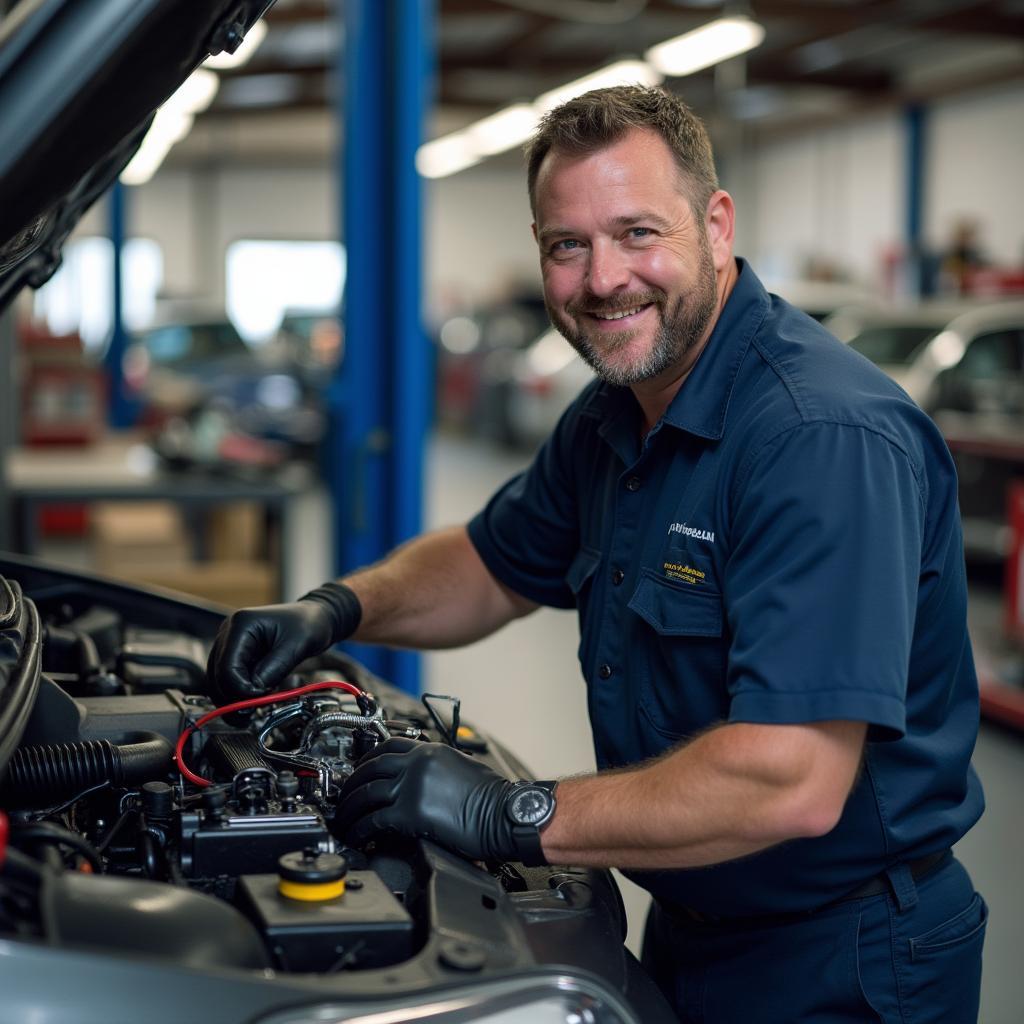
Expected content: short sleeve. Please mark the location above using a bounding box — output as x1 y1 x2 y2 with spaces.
467 405 584 609
724 422 924 740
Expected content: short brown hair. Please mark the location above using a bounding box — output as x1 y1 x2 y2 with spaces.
525 85 719 217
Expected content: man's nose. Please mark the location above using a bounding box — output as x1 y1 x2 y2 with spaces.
586 241 630 298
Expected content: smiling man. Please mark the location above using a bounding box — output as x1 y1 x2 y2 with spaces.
209 87 986 1023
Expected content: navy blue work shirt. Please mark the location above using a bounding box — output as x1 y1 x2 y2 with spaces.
467 259 984 917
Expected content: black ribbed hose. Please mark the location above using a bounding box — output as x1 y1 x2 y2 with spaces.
0 733 173 809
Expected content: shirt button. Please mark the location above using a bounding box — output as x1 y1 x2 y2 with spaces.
611 568 624 586
598 664 613 680
626 476 641 492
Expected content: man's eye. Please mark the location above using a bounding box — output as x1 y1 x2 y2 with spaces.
629 227 652 238
552 239 581 253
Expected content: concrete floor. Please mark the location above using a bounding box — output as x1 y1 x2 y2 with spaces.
424 432 1024 1024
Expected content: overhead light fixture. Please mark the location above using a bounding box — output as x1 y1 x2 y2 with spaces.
466 103 539 157
416 133 481 179
204 18 267 70
417 16 765 180
120 70 220 185
645 15 765 77
119 111 194 185
535 59 662 113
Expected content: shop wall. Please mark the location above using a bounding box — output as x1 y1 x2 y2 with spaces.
735 112 903 288
735 80 1024 290
925 80 1024 267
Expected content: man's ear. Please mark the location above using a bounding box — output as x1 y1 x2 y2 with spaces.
705 191 735 272
531 222 538 244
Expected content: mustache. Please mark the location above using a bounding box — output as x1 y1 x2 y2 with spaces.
567 291 664 317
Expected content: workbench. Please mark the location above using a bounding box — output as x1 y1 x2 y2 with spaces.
4 435 316 601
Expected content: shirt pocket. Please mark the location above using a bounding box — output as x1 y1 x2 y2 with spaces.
627 568 727 740
628 567 723 636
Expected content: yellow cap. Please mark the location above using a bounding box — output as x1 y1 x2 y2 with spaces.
278 877 346 902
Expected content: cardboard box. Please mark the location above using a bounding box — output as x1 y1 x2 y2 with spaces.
207 502 266 561
104 559 278 609
92 501 191 572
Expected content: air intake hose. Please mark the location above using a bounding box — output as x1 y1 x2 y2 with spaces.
1 733 173 809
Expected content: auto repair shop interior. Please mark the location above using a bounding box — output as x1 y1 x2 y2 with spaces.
0 2 1022 1023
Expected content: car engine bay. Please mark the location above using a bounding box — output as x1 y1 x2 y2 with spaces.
0 555 672 1023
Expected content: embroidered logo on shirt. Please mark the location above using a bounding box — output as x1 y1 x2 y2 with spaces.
663 563 706 585
667 522 715 543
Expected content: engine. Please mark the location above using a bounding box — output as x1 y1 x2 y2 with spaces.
0 562 678 1024
0 578 514 975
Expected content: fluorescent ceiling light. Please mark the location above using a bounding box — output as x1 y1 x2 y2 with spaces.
416 133 481 179
418 18 765 180
466 103 539 157
166 69 220 116
646 16 765 77
536 59 662 113
120 70 219 185
204 18 267 70
120 111 193 185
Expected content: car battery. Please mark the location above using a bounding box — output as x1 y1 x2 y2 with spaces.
236 858 414 972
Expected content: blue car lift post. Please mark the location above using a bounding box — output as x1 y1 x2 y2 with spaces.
329 0 433 694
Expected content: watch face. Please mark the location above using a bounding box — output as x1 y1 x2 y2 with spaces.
508 785 553 827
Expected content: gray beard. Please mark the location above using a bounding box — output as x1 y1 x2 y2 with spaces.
547 237 718 387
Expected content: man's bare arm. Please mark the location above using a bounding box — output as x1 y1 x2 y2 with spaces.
344 525 538 649
540 720 867 869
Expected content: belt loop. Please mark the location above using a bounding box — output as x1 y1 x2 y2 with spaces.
884 861 919 912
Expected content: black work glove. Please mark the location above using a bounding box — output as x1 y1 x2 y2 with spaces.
335 738 550 866
206 582 361 704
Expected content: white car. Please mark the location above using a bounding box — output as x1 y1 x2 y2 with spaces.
825 300 1024 415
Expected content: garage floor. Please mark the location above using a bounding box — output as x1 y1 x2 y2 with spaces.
425 432 1024 1024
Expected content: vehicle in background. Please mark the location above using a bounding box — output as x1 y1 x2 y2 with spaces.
123 308 327 471
826 300 1024 415
434 293 548 442
767 279 880 323
505 327 594 450
123 308 255 416
271 307 343 382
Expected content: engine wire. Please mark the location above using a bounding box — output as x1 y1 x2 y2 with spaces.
174 680 367 788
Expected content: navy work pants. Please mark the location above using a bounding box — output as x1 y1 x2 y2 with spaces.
641 856 987 1023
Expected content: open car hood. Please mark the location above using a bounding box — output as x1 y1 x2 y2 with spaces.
0 0 274 312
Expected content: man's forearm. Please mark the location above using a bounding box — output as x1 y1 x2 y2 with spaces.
342 525 537 649
540 720 866 870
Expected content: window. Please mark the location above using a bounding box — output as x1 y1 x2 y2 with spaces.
225 240 345 344
32 237 163 352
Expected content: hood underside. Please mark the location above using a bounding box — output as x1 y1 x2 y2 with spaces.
0 0 275 312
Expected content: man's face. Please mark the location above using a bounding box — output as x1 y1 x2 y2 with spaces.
533 128 719 387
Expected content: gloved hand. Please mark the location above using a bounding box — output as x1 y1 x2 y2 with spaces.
335 738 551 866
206 582 361 705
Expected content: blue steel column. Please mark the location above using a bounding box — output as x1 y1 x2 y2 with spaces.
904 103 926 298
104 181 135 428
331 0 433 692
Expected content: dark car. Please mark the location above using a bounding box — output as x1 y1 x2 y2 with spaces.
0 4 673 1021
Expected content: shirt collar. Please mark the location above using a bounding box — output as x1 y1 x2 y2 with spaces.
580 258 770 452
658 257 769 440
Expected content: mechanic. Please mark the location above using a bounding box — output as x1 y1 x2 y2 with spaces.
208 86 987 1023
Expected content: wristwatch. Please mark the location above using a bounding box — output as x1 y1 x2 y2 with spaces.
505 780 557 866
